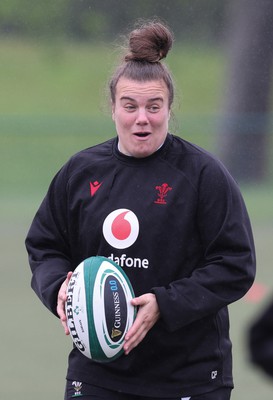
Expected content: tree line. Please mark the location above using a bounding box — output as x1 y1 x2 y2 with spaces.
0 0 226 42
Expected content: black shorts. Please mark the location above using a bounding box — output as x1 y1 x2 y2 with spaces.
64 380 232 400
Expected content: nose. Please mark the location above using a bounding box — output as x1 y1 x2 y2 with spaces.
136 108 149 125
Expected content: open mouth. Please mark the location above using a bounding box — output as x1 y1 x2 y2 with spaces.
134 132 151 138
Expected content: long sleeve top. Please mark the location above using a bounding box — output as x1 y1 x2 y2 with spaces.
25 134 256 397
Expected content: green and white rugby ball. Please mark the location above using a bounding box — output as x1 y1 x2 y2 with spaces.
65 256 136 362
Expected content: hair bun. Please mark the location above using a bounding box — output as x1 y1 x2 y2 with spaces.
124 20 173 63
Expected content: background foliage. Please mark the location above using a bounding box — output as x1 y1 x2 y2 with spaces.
0 0 226 41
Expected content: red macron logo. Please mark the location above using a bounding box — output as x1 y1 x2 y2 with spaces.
90 181 102 197
154 183 172 205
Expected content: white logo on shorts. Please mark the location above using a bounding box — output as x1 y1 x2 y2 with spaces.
211 370 218 379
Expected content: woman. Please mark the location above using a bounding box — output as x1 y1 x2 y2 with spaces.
26 20 256 400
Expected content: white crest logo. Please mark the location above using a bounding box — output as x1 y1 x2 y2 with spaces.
72 381 82 396
103 209 139 249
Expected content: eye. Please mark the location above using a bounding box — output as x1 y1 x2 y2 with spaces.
148 104 160 113
124 104 136 112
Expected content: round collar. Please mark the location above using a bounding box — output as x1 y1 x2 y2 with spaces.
113 134 172 165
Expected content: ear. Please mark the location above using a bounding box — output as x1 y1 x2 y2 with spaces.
111 101 115 121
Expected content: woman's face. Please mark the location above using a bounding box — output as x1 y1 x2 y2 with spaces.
112 77 171 158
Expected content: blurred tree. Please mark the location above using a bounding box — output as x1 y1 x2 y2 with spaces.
0 0 226 42
218 0 273 183
67 0 108 40
0 0 68 38
91 0 226 42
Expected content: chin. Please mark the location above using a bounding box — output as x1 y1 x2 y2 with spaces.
132 149 154 158
131 143 157 158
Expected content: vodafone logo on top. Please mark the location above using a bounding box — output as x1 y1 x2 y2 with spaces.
103 209 139 249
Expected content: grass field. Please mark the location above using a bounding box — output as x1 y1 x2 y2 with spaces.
1 38 273 399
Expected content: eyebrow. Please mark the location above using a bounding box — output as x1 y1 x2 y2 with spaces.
120 96 164 103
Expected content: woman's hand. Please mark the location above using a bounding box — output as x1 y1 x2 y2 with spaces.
57 271 73 335
124 293 160 355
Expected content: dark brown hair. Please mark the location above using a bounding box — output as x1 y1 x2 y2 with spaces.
109 20 174 107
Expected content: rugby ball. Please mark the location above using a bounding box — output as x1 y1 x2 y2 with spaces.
65 256 136 362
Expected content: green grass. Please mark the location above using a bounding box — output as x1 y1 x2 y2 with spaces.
1 38 273 399
0 38 113 115
168 44 226 114
0 38 224 116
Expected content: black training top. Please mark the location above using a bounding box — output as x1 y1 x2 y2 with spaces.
25 134 256 397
